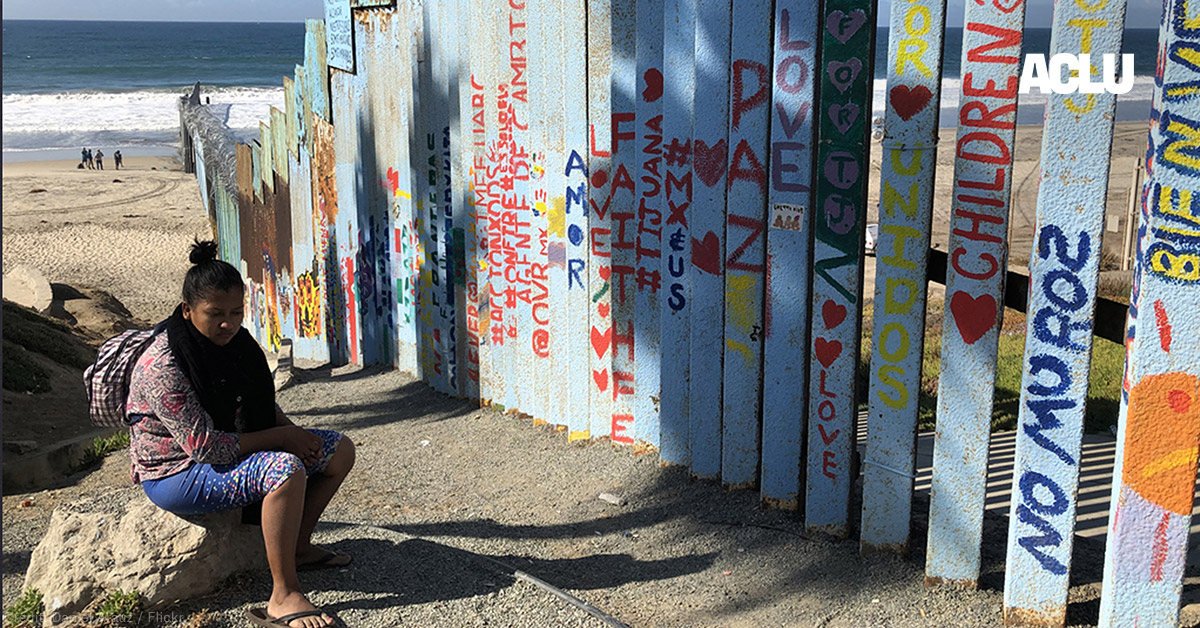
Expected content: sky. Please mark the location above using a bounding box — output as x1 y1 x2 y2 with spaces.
0 0 1167 29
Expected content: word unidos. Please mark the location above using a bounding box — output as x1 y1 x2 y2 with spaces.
1019 54 1134 94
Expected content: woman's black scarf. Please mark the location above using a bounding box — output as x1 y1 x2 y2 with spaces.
166 304 275 524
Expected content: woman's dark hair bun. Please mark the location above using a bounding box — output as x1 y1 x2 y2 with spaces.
189 239 220 265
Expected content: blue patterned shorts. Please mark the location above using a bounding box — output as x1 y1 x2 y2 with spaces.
142 429 342 515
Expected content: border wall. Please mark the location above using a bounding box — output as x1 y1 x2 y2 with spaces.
177 1 1200 625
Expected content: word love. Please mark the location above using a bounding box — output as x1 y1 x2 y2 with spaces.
1018 54 1134 95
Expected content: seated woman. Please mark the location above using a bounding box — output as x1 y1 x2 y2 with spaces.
127 240 355 628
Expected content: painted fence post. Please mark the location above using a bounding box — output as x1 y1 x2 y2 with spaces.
457 0 483 402
415 1 441 382
506 0 534 418
353 6 407 370
311 112 342 366
434 0 461 396
806 0 877 537
329 11 368 367
482 0 512 407
762 0 819 509
1002 0 1130 623
860 0 947 554
470 2 501 404
587 0 615 440
689 0 733 479
925 0 1026 587
443 0 467 397
608 0 638 446
1098 0 1200 623
722 0 773 489
659 0 695 465
634 0 664 451
562 0 591 441
526 0 560 427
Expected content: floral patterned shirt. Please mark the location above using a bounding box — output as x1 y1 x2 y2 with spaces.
126 334 241 483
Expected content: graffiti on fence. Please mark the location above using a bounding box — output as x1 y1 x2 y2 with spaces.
1002 0 1127 622
659 0 695 464
861 0 946 555
1100 2 1200 622
806 0 876 537
926 0 1026 587
762 1 818 510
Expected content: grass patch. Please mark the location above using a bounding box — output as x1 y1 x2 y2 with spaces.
860 303 1126 434
4 588 43 628
84 431 131 465
96 590 141 621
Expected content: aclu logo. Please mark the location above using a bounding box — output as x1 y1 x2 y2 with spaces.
1019 54 1134 95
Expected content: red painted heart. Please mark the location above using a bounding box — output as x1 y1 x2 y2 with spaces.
642 68 663 103
693 139 728 188
950 291 996 345
815 337 843 368
890 85 933 122
593 369 608 392
591 326 612 358
599 265 611 281
597 303 611 319
692 231 722 276
822 299 847 330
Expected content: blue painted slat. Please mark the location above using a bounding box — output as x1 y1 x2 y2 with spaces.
1003 2 1129 624
633 0 664 450
860 0 947 553
587 0 614 439
609 0 638 446
925 0 1025 587
688 0 732 478
762 0 819 509
562 0 591 441
459 0 485 401
525 0 556 426
659 0 695 465
1099 0 1200 623
720 0 772 489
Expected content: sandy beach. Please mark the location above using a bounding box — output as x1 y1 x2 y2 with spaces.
2 155 212 322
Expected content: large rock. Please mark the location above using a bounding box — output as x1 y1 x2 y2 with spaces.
3 265 54 312
25 487 267 625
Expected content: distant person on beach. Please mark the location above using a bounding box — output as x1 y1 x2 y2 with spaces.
81 148 88 169
114 150 123 170
85 148 94 169
126 240 353 628
95 150 104 170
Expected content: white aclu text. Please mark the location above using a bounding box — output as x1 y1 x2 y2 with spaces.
1019 54 1134 95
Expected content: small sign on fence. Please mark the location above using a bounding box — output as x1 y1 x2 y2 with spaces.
324 0 354 73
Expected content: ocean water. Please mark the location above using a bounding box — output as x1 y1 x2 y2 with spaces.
1 20 1163 161
2 20 302 160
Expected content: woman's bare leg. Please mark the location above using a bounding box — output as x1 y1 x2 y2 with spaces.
296 438 356 559
261 469 333 628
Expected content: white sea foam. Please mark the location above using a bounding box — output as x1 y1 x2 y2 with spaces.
2 87 284 143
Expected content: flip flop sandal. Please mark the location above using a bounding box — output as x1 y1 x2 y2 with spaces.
246 607 344 627
297 550 352 571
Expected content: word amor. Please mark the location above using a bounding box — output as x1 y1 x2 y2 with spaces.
1019 54 1134 94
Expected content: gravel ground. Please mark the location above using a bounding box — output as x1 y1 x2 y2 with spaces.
10 362 1179 628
